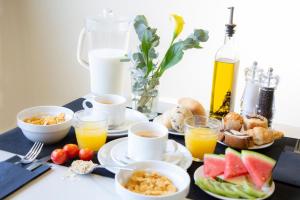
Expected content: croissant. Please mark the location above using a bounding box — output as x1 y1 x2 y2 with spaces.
245 127 284 145
271 130 284 140
246 127 273 145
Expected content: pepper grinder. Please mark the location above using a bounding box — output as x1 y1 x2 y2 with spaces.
256 68 280 126
240 61 263 116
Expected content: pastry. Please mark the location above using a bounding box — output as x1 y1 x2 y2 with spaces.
153 109 176 130
178 97 206 116
272 129 284 140
170 106 193 132
223 130 254 149
223 112 244 131
245 127 273 145
243 114 268 130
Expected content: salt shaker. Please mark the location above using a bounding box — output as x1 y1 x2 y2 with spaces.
256 68 280 126
240 61 263 116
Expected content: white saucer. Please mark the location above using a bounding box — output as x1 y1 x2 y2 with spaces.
97 137 193 174
193 165 275 200
110 139 184 166
98 138 127 174
107 109 148 137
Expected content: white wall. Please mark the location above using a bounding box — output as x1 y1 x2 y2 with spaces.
0 0 299 132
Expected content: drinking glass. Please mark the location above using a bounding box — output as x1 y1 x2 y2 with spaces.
74 109 108 151
184 115 221 161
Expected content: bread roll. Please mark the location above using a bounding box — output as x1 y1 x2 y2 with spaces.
170 106 193 132
243 114 268 130
224 130 253 149
178 97 206 116
153 113 172 130
223 112 244 131
161 109 172 129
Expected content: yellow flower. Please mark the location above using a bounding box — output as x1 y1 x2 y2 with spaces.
171 14 185 40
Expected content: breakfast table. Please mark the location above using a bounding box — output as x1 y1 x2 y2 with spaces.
0 97 300 200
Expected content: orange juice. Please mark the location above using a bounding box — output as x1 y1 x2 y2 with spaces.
185 127 218 160
75 123 107 151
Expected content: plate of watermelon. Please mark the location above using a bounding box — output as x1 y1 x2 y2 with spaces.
194 148 276 200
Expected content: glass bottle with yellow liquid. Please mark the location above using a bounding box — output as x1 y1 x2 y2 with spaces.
210 7 239 119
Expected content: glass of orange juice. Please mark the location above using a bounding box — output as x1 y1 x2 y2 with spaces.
74 109 108 151
184 115 221 161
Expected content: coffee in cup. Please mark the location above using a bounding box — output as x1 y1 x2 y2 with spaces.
82 94 126 128
97 100 113 104
135 130 161 138
128 122 177 161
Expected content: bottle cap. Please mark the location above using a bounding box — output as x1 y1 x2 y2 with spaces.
226 7 236 37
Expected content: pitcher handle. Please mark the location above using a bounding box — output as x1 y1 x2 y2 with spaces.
77 28 89 69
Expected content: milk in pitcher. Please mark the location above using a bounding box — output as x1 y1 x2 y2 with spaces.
88 48 126 96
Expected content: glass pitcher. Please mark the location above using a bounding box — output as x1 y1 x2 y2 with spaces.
77 9 130 96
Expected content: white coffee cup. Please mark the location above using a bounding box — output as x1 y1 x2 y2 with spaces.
82 94 127 128
128 122 178 161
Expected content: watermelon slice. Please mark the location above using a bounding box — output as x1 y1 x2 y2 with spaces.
224 148 248 178
241 150 276 188
216 174 248 185
204 154 225 177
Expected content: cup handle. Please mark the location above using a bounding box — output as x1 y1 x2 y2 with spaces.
165 140 178 154
82 99 93 110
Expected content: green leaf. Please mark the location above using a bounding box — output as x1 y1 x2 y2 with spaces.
133 15 209 79
133 15 160 76
134 15 148 41
148 47 158 59
182 37 202 49
132 52 145 69
194 29 209 42
182 29 209 50
158 29 209 76
159 41 184 75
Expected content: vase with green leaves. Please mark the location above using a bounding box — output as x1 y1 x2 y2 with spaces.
131 14 209 118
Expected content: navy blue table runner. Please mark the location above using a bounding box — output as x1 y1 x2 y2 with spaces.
0 156 51 199
0 98 299 199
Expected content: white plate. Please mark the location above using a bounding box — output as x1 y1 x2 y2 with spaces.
107 109 148 137
217 140 274 150
97 137 127 174
153 115 184 136
110 139 185 166
97 137 193 174
193 165 275 200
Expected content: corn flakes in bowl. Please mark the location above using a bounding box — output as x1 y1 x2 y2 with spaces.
115 160 190 200
17 106 74 144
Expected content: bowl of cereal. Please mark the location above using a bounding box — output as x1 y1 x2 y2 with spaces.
115 160 190 200
17 106 74 144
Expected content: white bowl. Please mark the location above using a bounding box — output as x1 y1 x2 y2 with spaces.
115 161 190 200
17 106 74 144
